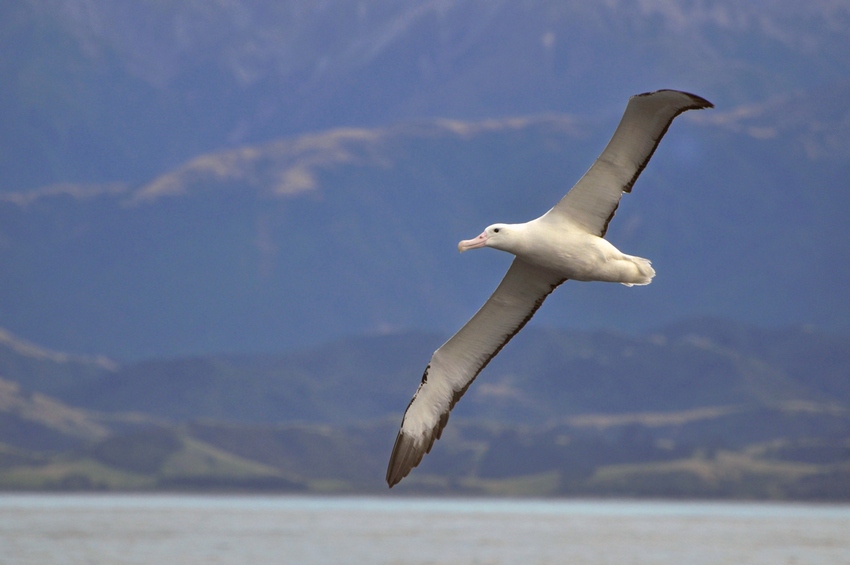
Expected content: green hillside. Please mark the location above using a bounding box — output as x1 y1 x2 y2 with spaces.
1 320 848 498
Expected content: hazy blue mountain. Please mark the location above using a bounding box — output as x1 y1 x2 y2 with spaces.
5 405 847 497
2 1 850 359
2 320 848 497
3 0 849 189
0 327 116 397
2 319 847 427
2 90 850 358
2 1 849 498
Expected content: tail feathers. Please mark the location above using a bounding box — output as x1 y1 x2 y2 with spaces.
621 256 655 287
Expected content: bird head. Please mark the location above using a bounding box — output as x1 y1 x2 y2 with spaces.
458 223 515 253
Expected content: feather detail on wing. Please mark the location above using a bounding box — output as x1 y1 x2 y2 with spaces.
546 89 713 237
386 259 566 487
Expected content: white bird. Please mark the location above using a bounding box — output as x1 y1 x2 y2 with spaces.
386 89 713 487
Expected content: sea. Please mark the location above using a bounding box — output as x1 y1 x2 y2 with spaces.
1 495 848 565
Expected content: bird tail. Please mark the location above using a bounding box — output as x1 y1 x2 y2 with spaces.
621 256 655 287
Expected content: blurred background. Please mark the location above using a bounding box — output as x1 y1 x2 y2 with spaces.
1 0 849 498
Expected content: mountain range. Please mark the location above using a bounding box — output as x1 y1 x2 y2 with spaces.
4 0 850 188
0 1 849 497
4 318 849 425
1 95 849 358
2 1 850 358
1 319 848 497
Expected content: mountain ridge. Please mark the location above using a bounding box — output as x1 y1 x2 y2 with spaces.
2 0 849 497
2 318 847 426
2 318 848 497
4 0 850 189
2 94 849 359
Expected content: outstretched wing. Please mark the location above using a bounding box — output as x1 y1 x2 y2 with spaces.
386 258 565 487
546 89 713 237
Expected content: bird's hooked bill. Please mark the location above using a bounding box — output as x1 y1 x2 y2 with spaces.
458 231 488 253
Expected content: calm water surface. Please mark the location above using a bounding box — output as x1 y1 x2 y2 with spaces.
1 495 849 565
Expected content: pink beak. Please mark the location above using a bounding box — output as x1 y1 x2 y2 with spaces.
458 231 488 253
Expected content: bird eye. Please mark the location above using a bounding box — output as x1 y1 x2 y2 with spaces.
493 228 500 233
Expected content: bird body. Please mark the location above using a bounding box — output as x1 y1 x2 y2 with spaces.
460 218 655 285
386 89 713 488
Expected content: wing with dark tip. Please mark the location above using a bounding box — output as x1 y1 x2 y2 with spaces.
546 89 713 237
386 258 565 487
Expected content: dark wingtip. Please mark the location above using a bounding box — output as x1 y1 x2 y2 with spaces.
386 413 448 487
386 430 426 488
635 89 714 110
680 90 714 110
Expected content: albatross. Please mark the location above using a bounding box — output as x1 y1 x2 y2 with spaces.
386 89 713 488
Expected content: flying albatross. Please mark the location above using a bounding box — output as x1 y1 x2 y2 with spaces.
386 89 713 487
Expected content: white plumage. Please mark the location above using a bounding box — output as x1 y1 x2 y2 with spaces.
387 89 713 487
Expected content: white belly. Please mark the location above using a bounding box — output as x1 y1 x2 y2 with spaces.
519 225 655 286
